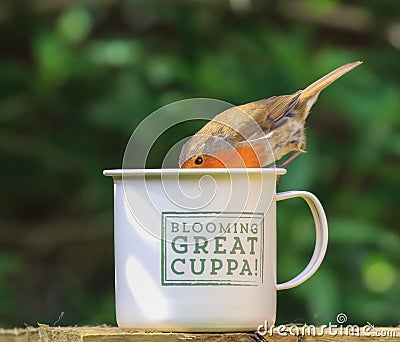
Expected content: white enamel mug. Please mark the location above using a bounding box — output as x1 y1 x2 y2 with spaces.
103 168 328 331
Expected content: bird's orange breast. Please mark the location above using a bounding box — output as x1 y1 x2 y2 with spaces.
235 145 261 168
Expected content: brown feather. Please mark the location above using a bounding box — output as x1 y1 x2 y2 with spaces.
296 61 362 119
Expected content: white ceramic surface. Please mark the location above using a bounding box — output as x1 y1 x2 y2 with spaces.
104 168 328 331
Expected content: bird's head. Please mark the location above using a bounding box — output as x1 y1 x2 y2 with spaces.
179 154 225 168
178 134 265 168
178 134 242 168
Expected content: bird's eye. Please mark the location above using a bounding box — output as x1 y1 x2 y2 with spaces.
194 156 203 165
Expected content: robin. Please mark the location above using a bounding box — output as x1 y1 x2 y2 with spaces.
179 61 362 169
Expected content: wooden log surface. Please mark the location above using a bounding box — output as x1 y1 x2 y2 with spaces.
0 325 399 342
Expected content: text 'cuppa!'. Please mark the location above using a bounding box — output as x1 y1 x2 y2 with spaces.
161 212 265 286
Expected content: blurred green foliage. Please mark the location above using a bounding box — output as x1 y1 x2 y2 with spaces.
0 0 399 328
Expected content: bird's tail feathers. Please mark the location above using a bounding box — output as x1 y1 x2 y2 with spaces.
298 61 362 117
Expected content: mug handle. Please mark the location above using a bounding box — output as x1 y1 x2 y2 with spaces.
275 191 328 290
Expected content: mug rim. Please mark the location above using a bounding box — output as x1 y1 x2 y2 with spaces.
103 168 287 177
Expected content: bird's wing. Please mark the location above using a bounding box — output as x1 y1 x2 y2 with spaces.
236 91 302 140
222 92 301 167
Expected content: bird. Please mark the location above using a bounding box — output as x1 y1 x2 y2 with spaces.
179 61 362 169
